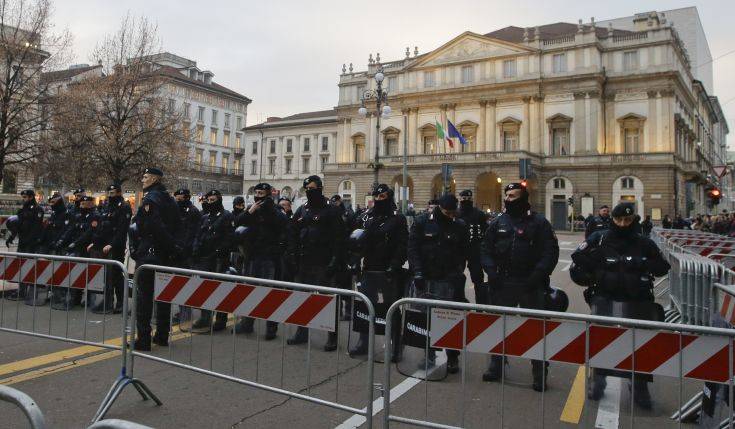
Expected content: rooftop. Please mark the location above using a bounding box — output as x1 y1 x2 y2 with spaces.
155 65 251 103
245 109 337 130
40 64 102 84
484 22 633 43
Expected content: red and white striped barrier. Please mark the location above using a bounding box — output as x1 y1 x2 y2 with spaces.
719 293 735 326
0 256 104 291
154 272 337 331
430 309 733 383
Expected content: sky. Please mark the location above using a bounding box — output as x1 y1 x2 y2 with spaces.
53 0 735 146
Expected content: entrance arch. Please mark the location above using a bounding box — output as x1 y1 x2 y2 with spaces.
475 172 502 213
612 175 644 217
338 180 356 210
545 177 574 230
431 173 455 199
391 174 414 204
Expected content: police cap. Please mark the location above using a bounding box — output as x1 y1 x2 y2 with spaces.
303 175 323 189
173 188 190 197
107 183 121 192
428 199 439 205
438 194 458 211
254 182 272 192
19 189 35 197
144 167 163 177
73 188 85 195
48 192 62 201
80 196 94 202
330 194 341 202
233 196 245 205
504 182 527 194
372 184 393 197
204 189 222 198
611 202 635 218
459 189 473 198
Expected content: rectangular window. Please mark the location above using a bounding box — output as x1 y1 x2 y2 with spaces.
224 113 230 129
304 138 310 152
197 106 205 122
321 136 328 151
302 157 310 173
195 149 203 165
285 158 292 174
223 131 230 147
461 65 474 84
252 141 258 155
321 155 328 172
236 116 243 130
423 136 436 154
211 110 218 125
235 133 242 149
357 85 365 101
503 130 518 151
210 128 217 145
553 53 567 73
222 155 229 169
270 140 276 154
196 125 204 143
355 142 365 162
183 103 191 118
250 160 257 175
286 139 293 153
386 137 398 156
233 158 240 173
208 151 217 168
624 127 640 153
503 60 517 78
623 51 638 71
168 98 175 113
268 159 275 175
387 76 398 92
423 71 435 88
551 127 570 156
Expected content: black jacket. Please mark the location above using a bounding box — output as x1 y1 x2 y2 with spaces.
131 182 182 265
572 229 670 301
41 201 69 252
585 215 611 238
408 208 469 280
481 211 559 289
235 201 287 260
92 198 132 254
288 197 346 268
193 203 234 259
177 200 202 259
16 201 45 251
355 208 408 272
59 208 101 257
459 205 488 246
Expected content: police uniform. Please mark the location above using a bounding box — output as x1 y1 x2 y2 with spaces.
286 175 346 351
174 189 202 267
458 190 489 304
348 184 408 360
571 202 670 409
132 168 183 350
232 196 246 218
584 208 611 239
331 194 357 321
4 190 45 303
89 184 132 314
189 189 235 332
408 194 469 373
480 183 559 390
40 193 70 255
232 183 287 339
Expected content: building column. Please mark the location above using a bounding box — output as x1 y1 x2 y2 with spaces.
521 97 531 152
531 95 543 154
478 100 487 152
414 108 422 154
646 91 656 153
573 92 586 155
486 100 496 151
585 93 592 153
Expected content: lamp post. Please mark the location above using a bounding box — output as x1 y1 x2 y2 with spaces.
358 65 391 192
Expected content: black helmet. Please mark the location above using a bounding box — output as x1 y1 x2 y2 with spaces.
569 262 594 287
5 215 19 233
348 228 367 252
303 175 323 189
233 196 245 206
545 287 569 312
234 226 254 245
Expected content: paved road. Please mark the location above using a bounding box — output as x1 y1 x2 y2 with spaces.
0 234 707 428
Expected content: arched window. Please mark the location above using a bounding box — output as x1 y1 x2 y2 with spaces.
553 178 566 189
621 177 635 189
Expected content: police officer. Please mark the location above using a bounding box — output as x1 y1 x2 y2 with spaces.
278 197 293 219
189 189 234 332
131 168 182 350
480 183 559 390
67 188 86 218
4 190 45 303
408 193 469 373
286 175 346 352
89 184 131 314
585 205 611 238
571 202 670 409
40 193 69 254
348 184 407 361
232 196 246 218
330 193 356 321
232 183 287 339
458 189 489 304
51 196 101 310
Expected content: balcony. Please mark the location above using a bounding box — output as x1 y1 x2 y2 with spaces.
232 147 244 157
188 163 244 177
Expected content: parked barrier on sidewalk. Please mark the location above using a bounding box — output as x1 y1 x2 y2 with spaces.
383 298 735 429
97 265 377 428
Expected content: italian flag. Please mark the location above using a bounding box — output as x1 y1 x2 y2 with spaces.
436 120 454 148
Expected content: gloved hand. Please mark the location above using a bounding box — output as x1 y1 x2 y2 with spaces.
347 263 360 275
413 273 426 291
67 242 76 251
5 237 13 247
54 240 64 250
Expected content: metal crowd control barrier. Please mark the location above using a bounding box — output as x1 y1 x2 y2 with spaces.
0 385 47 429
383 298 735 428
87 420 154 429
0 251 139 424
97 265 377 428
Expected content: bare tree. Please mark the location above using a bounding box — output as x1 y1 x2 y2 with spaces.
49 14 188 189
0 0 71 189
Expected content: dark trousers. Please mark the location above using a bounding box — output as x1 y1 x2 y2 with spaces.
467 245 487 304
244 258 278 331
104 250 126 306
425 275 466 360
136 268 171 338
194 255 227 325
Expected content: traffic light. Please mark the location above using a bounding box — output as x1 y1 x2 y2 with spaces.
709 187 722 205
567 196 575 206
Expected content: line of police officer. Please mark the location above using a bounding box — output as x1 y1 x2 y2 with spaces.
2 167 671 407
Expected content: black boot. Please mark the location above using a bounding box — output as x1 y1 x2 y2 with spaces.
152 331 169 347
265 322 278 340
212 313 227 332
4 284 26 301
324 332 338 352
233 317 254 334
632 381 653 410
91 289 115 314
390 313 403 363
287 327 309 345
24 285 48 307
588 374 606 400
532 361 549 392
482 356 504 382
447 352 460 374
348 332 369 356
133 335 151 351
191 311 213 333
50 289 74 311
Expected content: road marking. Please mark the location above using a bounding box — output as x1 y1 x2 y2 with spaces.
334 352 448 429
560 365 586 423
562 263 572 272
594 377 621 429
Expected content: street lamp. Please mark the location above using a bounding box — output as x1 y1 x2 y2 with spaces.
358 65 390 192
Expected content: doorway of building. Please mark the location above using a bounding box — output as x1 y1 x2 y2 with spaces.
475 172 502 213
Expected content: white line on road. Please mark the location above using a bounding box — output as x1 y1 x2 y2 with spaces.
595 377 621 429
335 352 448 429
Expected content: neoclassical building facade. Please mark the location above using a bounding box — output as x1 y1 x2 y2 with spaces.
322 12 729 229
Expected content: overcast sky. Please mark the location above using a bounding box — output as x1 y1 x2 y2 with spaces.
54 0 735 146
